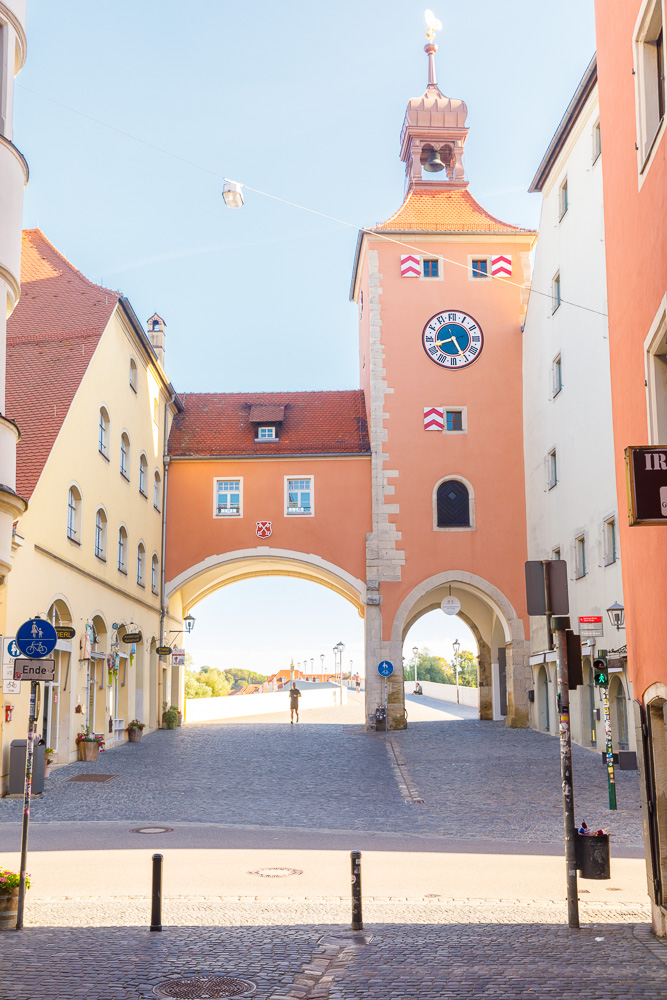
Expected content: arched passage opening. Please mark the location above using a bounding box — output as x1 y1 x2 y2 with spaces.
387 571 529 726
403 610 479 716
166 549 367 722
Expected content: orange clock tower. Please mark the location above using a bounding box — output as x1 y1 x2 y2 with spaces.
351 32 536 728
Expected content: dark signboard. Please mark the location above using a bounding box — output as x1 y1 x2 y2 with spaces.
55 625 76 640
156 646 172 656
626 446 667 525
524 560 569 616
122 632 142 644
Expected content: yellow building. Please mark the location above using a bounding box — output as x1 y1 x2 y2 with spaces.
1 231 182 788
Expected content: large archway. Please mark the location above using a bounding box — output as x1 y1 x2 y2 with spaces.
382 570 530 728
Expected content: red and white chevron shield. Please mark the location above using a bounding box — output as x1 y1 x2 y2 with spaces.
423 406 444 431
256 521 272 538
400 254 420 277
491 255 512 277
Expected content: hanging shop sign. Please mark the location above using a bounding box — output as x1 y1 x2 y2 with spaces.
625 446 667 525
55 625 76 640
171 649 185 667
122 632 142 644
156 646 172 656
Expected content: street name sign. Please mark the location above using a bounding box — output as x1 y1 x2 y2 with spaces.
377 660 394 677
626 446 667 524
15 618 57 659
579 615 604 638
13 658 56 681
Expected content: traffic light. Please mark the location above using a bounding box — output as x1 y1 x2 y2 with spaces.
593 651 608 687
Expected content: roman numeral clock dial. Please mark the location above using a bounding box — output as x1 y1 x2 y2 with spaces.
422 310 484 369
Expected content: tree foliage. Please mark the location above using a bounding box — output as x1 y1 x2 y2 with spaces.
184 666 268 699
404 647 478 687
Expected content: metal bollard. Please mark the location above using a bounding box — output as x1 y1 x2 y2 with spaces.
350 850 363 930
150 853 163 932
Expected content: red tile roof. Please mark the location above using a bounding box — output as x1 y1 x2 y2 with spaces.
168 391 370 458
6 230 119 499
373 188 533 234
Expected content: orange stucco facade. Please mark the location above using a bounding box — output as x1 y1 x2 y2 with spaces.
595 2 667 705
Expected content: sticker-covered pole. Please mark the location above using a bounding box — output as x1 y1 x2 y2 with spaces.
16 681 39 931
602 689 617 810
350 850 363 930
552 616 579 930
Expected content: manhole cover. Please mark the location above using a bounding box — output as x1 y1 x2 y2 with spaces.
131 826 174 835
67 774 117 783
248 867 302 878
153 976 256 998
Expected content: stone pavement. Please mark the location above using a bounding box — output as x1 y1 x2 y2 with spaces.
0 693 643 846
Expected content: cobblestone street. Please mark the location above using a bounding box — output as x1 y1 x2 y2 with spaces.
0 696 662 999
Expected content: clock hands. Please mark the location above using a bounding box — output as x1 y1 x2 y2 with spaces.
435 335 466 357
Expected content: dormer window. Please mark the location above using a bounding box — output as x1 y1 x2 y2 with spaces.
249 402 285 441
256 426 277 441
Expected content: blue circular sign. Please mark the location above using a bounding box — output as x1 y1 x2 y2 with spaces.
6 640 20 658
377 660 394 677
16 618 57 659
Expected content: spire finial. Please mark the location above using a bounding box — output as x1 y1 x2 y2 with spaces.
424 9 442 86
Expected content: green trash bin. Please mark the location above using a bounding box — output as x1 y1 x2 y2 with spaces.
575 832 610 880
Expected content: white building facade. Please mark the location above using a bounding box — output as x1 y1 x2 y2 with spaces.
523 56 634 760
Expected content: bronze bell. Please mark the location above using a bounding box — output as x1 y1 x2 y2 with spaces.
423 148 446 173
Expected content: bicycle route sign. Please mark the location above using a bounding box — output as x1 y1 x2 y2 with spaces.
15 618 57 659
377 660 394 677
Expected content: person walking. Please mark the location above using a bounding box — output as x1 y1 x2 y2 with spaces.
355 673 361 694
289 681 301 724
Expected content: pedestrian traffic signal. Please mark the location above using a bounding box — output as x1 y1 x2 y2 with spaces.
593 653 608 687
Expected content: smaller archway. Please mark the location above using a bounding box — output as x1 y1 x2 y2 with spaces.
581 657 597 747
89 613 108 734
45 597 74 759
609 675 629 751
536 664 550 733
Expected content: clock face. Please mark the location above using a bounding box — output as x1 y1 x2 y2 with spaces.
422 310 484 369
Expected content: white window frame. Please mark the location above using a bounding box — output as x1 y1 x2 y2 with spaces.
603 516 617 566
255 425 278 441
634 0 666 179
137 541 146 587
575 534 587 579
98 406 110 459
117 524 128 575
468 255 492 281
120 431 130 480
129 357 138 393
214 477 243 518
547 448 558 490
139 453 148 496
552 272 561 313
284 476 314 517
94 507 108 561
552 354 563 397
151 552 159 594
67 483 82 544
443 406 467 434
558 177 569 220
153 470 162 512
592 119 602 163
644 295 667 445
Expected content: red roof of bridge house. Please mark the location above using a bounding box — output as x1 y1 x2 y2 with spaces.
168 390 370 458
6 230 120 500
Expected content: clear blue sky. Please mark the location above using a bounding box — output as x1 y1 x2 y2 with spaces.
16 1 597 674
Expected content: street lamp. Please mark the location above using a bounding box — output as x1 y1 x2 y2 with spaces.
184 614 196 634
222 179 244 209
452 638 461 705
412 645 419 687
320 653 325 681
334 641 345 705
310 657 314 680
607 601 625 631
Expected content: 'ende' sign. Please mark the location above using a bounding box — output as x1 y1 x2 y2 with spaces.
14 658 56 681
626 446 667 525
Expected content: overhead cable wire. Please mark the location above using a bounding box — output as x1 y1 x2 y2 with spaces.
18 82 607 318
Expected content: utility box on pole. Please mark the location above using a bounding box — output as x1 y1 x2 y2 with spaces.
525 560 569 616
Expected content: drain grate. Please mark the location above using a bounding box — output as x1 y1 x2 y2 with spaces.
67 773 117 783
153 976 256 998
247 866 302 878
131 826 174 835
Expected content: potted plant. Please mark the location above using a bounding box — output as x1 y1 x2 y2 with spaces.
162 706 178 730
45 747 55 777
126 719 145 743
75 727 105 762
0 869 29 931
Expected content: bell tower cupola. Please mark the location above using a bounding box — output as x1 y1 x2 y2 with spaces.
400 12 469 191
